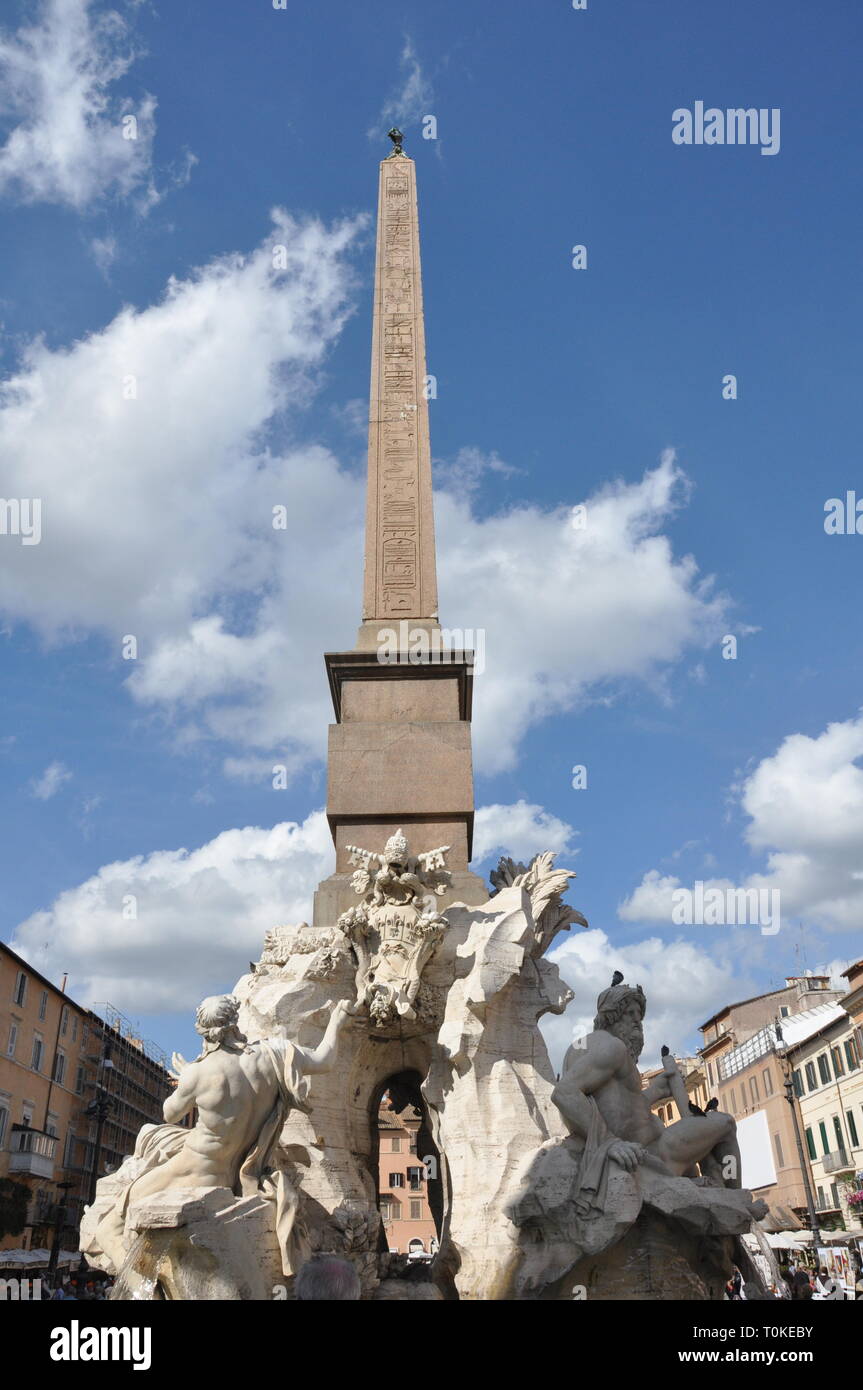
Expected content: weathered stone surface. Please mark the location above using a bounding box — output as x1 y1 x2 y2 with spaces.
361 151 437 627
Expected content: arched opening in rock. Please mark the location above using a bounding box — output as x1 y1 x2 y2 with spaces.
370 1070 443 1260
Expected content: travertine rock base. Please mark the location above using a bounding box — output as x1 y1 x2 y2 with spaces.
559 1212 733 1302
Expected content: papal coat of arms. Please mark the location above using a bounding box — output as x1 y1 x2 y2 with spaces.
337 828 450 1028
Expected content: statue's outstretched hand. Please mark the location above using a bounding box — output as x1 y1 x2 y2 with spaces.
608 1139 646 1173
170 1051 190 1081
660 1045 680 1077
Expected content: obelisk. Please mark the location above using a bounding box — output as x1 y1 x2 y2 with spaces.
358 126 439 650
314 131 487 925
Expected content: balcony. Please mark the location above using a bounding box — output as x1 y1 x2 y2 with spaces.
823 1149 852 1176
8 1126 57 1180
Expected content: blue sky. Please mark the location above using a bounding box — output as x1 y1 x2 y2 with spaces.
1 0 861 1068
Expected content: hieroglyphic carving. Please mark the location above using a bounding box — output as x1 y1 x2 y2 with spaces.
364 155 438 622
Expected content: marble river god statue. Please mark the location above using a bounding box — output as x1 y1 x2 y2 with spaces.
80 993 354 1299
506 973 768 1299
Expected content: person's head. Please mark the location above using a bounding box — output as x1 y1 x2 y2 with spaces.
194 994 247 1056
295 1255 361 1301
593 981 647 1060
820 1267 829 1278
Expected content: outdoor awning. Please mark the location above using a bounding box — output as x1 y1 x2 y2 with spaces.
762 1230 814 1249
0 1248 80 1269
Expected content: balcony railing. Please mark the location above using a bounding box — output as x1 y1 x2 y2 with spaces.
823 1149 852 1175
8 1126 57 1180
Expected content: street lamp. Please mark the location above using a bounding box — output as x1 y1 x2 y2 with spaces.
78 1043 115 1277
48 1180 75 1281
775 1021 822 1248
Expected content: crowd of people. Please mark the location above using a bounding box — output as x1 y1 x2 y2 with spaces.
725 1260 863 1301
11 1271 116 1300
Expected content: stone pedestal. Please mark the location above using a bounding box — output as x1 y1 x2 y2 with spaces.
560 1212 734 1301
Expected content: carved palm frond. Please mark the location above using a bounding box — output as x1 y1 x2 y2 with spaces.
489 851 587 952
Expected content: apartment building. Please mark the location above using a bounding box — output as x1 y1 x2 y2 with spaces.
698 975 843 1227
643 1056 710 1125
377 1098 438 1258
0 943 173 1253
788 961 863 1233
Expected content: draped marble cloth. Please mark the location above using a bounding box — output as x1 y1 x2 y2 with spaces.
116 1039 313 1277
240 1038 312 1276
570 1094 618 1220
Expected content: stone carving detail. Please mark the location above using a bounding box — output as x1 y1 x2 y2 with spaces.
490 852 588 949
364 146 438 624
505 974 769 1299
80 993 354 1298
257 924 332 967
422 852 581 1299
338 828 450 1027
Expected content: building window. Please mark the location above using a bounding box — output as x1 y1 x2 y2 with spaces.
762 1068 773 1097
75 1065 85 1096
63 1132 76 1168
833 1116 844 1152
407 1166 424 1190
32 1035 44 1071
6 1023 17 1058
409 1199 422 1220
830 1182 839 1210
749 1076 760 1105
408 1137 417 1153
60 1007 69 1038
391 1136 401 1153
52 1051 66 1086
0 1105 8 1148
792 1069 803 1098
846 1109 859 1148
805 1127 816 1160
817 1054 831 1085
816 1185 825 1210
819 1120 829 1155
805 1062 817 1092
39 991 48 1021
780 1005 789 1018
389 1172 404 1188
708 1062 715 1085
773 1133 784 1168
729 1088 736 1112
13 972 27 1007
844 1039 858 1072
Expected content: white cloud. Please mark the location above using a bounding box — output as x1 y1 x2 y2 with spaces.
10 811 336 1013
0 175 731 785
90 233 118 274
7 799 573 1015
620 712 863 941
30 759 72 799
541 926 744 1074
0 0 158 210
435 446 520 497
369 38 434 142
473 799 577 865
444 450 730 773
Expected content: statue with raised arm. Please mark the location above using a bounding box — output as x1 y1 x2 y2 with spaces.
507 972 768 1299
82 994 355 1292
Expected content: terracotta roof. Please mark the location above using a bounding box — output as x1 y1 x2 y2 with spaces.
378 1102 421 1130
